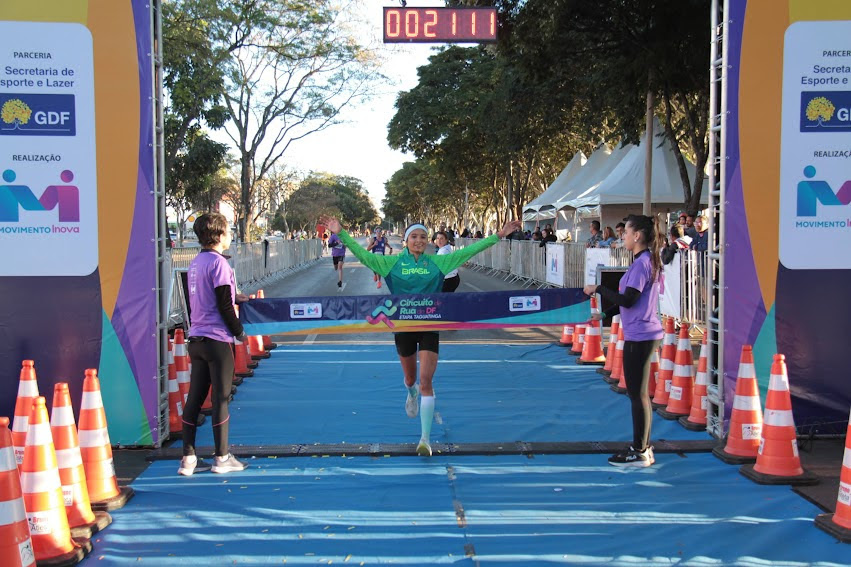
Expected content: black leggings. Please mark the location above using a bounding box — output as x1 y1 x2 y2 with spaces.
182 337 234 457
622 339 661 451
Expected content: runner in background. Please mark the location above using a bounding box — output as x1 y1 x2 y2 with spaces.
366 227 392 289
320 215 521 457
328 231 346 289
434 231 459 292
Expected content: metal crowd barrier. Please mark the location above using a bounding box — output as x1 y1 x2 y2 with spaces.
166 239 324 326
456 238 707 326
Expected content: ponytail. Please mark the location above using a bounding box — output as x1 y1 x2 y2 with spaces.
625 213 667 282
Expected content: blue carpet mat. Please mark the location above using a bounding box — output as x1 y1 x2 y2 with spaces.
85 454 847 566
174 344 709 448
83 344 847 565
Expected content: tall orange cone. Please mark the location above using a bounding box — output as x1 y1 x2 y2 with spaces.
680 334 709 430
741 354 817 485
21 397 90 563
167 358 183 439
657 323 694 419
234 335 254 378
648 349 659 398
50 383 112 539
256 290 277 350
0 416 36 567
569 324 586 356
609 327 627 394
815 406 851 542
557 324 574 347
713 345 762 464
78 370 134 511
248 294 271 360
173 329 191 404
651 317 677 409
599 315 620 380
12 360 40 468
578 298 606 365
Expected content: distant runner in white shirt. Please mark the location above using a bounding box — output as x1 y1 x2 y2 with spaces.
434 231 459 292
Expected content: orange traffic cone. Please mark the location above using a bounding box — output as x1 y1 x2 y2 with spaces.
657 323 694 419
741 354 818 485
680 334 709 430
50 383 112 539
248 295 271 360
167 354 183 439
815 406 851 542
173 329 191 404
651 317 677 409
609 327 627 394
599 315 620 379
569 324 586 356
0 416 36 567
21 397 90 564
713 345 763 464
12 360 40 468
256 290 277 351
648 349 659 398
234 336 254 378
578 298 606 365
557 324 574 347
200 385 214 415
78 370 134 511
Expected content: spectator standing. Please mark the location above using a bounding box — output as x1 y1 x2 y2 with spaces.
586 220 603 248
598 226 617 247
690 214 708 252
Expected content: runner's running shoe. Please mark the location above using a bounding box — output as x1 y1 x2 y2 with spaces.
416 439 432 457
405 384 419 418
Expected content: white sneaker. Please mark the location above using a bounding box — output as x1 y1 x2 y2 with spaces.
211 453 247 474
405 384 419 418
178 455 211 476
416 439 432 457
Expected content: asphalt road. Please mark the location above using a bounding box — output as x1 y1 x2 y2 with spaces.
256 234 563 346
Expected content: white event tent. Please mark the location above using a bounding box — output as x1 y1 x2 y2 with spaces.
522 150 585 226
563 118 708 237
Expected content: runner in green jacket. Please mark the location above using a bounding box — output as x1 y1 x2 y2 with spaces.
320 216 521 457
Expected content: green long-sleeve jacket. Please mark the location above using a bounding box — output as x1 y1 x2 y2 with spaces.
338 230 499 295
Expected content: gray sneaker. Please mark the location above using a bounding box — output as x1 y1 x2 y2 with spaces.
212 453 247 474
178 455 211 476
405 384 419 418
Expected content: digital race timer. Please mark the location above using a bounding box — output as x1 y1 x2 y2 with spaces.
382 7 498 44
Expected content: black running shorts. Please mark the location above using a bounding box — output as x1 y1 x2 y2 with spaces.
394 331 439 357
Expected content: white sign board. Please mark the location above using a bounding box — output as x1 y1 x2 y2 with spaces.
779 21 851 269
584 248 611 285
0 22 98 275
545 243 563 286
659 251 681 319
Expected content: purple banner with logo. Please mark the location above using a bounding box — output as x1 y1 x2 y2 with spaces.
724 0 851 434
240 289 590 336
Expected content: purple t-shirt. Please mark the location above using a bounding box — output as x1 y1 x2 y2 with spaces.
328 234 346 257
188 249 237 343
618 250 663 342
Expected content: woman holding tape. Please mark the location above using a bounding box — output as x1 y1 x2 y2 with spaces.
320 216 521 457
583 214 668 467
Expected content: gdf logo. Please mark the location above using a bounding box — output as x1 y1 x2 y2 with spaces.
0 93 76 136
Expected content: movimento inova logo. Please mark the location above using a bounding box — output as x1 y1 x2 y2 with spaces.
797 165 851 217
0 93 76 136
800 91 851 132
0 168 80 223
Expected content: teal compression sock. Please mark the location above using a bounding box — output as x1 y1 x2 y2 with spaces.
420 395 435 441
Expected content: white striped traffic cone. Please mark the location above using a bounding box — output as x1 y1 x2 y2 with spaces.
0 416 35 567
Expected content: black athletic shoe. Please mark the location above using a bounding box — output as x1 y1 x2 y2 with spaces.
608 445 655 467
337 281 342 288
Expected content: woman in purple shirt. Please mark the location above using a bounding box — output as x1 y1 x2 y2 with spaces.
583 214 669 467
179 213 249 476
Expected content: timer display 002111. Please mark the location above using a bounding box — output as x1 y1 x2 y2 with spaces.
383 7 497 44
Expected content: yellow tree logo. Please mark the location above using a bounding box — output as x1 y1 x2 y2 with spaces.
1 99 33 129
806 96 835 124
